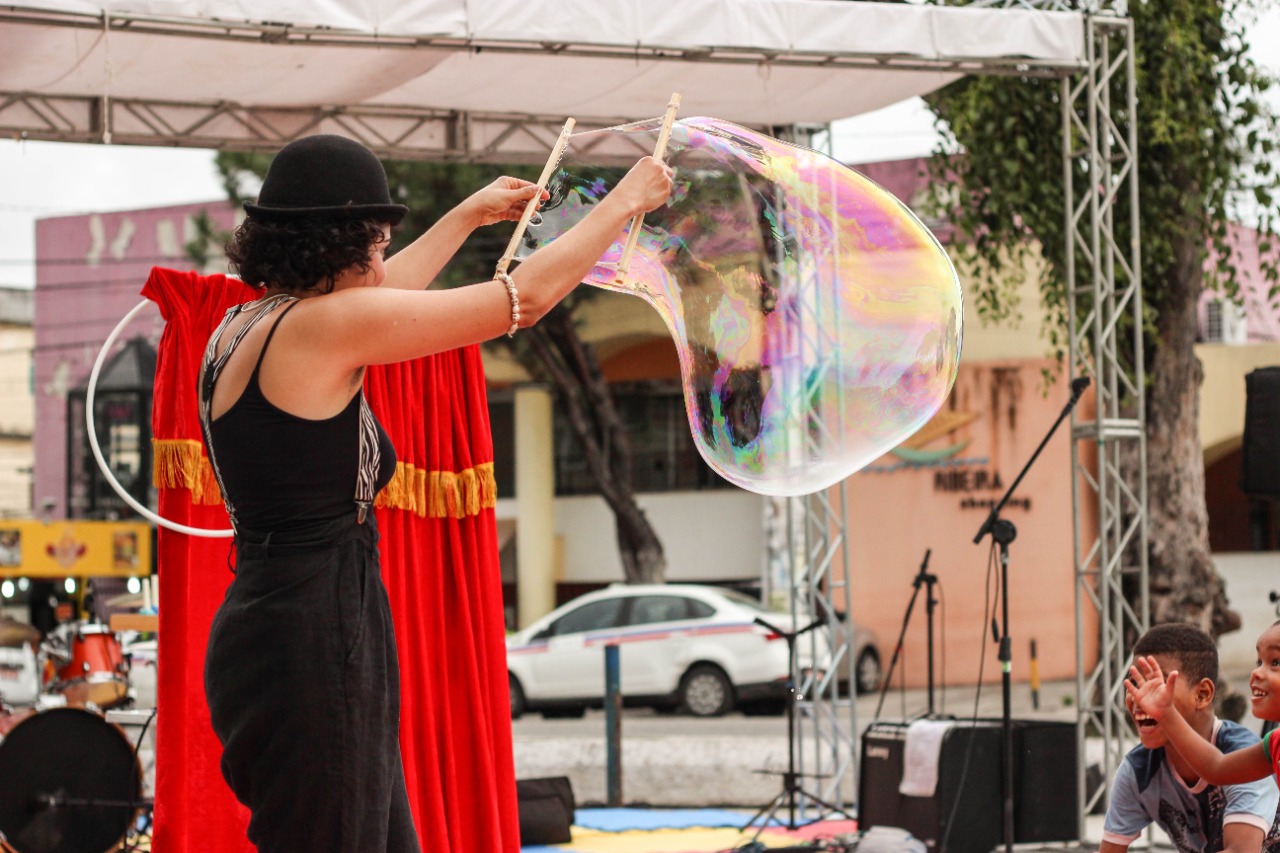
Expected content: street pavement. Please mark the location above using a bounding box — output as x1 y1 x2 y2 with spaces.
512 678 1083 807
513 666 1265 814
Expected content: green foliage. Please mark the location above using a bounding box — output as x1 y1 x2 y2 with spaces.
925 0 1279 351
183 209 228 270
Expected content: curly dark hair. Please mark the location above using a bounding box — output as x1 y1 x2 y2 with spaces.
226 215 390 293
1134 623 1219 685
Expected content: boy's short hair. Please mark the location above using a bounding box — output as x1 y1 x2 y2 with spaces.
1133 623 1219 685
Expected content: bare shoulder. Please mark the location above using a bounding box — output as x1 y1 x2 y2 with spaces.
239 297 370 419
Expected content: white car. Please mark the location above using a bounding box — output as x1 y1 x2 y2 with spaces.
506 584 882 719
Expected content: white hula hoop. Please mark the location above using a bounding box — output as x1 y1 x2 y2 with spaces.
87 299 234 538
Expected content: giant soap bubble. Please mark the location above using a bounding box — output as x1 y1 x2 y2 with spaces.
517 118 962 497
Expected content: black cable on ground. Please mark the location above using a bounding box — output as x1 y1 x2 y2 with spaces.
121 706 158 853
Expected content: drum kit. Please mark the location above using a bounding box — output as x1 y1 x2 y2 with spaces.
0 619 151 853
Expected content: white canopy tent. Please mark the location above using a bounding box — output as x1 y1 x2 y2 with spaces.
1 0 1085 158
0 0 1146 842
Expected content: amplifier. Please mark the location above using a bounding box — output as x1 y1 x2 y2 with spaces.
858 719 1077 853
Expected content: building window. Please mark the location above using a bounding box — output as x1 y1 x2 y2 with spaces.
488 397 516 500
488 381 731 497
66 337 155 520
555 380 730 495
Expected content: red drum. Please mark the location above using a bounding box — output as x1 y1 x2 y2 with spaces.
47 625 129 710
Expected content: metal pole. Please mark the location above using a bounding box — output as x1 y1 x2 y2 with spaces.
604 643 623 807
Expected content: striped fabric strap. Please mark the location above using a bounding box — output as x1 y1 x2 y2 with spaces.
354 395 380 524
196 294 296 526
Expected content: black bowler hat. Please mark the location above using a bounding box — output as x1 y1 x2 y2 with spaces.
244 135 409 224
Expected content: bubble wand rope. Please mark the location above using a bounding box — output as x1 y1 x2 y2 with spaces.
614 92 681 286
495 117 576 277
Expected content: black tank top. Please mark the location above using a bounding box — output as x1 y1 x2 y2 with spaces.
202 301 396 533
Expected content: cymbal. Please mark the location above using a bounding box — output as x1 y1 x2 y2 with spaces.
0 618 39 648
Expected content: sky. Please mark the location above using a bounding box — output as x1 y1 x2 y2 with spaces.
1 8 1277 292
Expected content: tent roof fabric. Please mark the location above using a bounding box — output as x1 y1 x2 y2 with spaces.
0 0 1087 158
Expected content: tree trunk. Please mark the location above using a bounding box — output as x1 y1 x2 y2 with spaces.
1144 231 1240 640
519 305 667 585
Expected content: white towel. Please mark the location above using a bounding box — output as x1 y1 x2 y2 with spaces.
898 718 953 797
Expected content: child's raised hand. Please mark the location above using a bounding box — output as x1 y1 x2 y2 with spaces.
1124 655 1177 721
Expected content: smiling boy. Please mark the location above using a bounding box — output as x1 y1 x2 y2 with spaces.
1100 624 1280 853
1128 621 1280 794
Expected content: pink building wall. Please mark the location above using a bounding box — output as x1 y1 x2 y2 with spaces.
34 201 238 516
840 358 1099 689
1197 223 1280 342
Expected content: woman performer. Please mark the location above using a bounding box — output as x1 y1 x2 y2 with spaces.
198 134 672 852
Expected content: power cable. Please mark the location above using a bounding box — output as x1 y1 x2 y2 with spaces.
120 706 158 852
937 540 998 852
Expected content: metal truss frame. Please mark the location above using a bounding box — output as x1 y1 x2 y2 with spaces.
0 93 644 165
772 5 1147 838
970 0 1127 11
771 119 859 817
786 484 857 818
1062 12 1148 839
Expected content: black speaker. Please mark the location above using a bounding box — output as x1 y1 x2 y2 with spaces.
1242 367 1280 498
858 719 1077 853
516 776 575 845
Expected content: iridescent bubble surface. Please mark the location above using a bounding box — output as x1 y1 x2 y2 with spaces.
518 118 962 497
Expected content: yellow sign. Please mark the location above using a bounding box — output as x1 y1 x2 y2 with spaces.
0 519 152 578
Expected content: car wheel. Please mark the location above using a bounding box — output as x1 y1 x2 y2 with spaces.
541 705 586 719
855 648 882 695
509 675 526 720
679 664 734 717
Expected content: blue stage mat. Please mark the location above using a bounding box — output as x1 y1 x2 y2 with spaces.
572 808 754 831
517 804 768 850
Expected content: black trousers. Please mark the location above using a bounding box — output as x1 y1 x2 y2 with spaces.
205 514 420 853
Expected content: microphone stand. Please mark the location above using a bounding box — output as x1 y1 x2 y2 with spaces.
743 615 852 837
874 549 939 721
973 375 1090 853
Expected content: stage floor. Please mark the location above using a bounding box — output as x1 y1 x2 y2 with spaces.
517 809 1117 853
115 806 1108 852
521 808 858 853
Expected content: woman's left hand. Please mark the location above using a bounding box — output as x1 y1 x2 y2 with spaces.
467 177 548 228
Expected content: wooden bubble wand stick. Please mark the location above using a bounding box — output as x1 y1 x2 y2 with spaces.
495 117 577 277
614 92 682 286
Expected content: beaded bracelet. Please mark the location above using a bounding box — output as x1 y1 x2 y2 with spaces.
496 272 520 338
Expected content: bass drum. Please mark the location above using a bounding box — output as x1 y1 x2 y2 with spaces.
0 708 141 853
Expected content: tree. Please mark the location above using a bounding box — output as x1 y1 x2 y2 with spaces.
924 0 1277 639
214 152 668 583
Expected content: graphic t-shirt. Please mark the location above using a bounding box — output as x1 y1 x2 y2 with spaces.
1267 729 1280 784
1102 719 1280 852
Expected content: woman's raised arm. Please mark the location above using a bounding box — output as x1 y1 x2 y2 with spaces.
381 177 547 291
308 156 673 367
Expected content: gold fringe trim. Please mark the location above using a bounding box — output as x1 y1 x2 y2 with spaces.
155 440 496 518
152 439 224 505
376 461 496 519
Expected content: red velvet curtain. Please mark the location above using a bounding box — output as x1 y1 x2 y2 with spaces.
145 268 518 852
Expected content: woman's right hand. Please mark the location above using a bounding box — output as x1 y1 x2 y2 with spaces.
612 156 674 217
